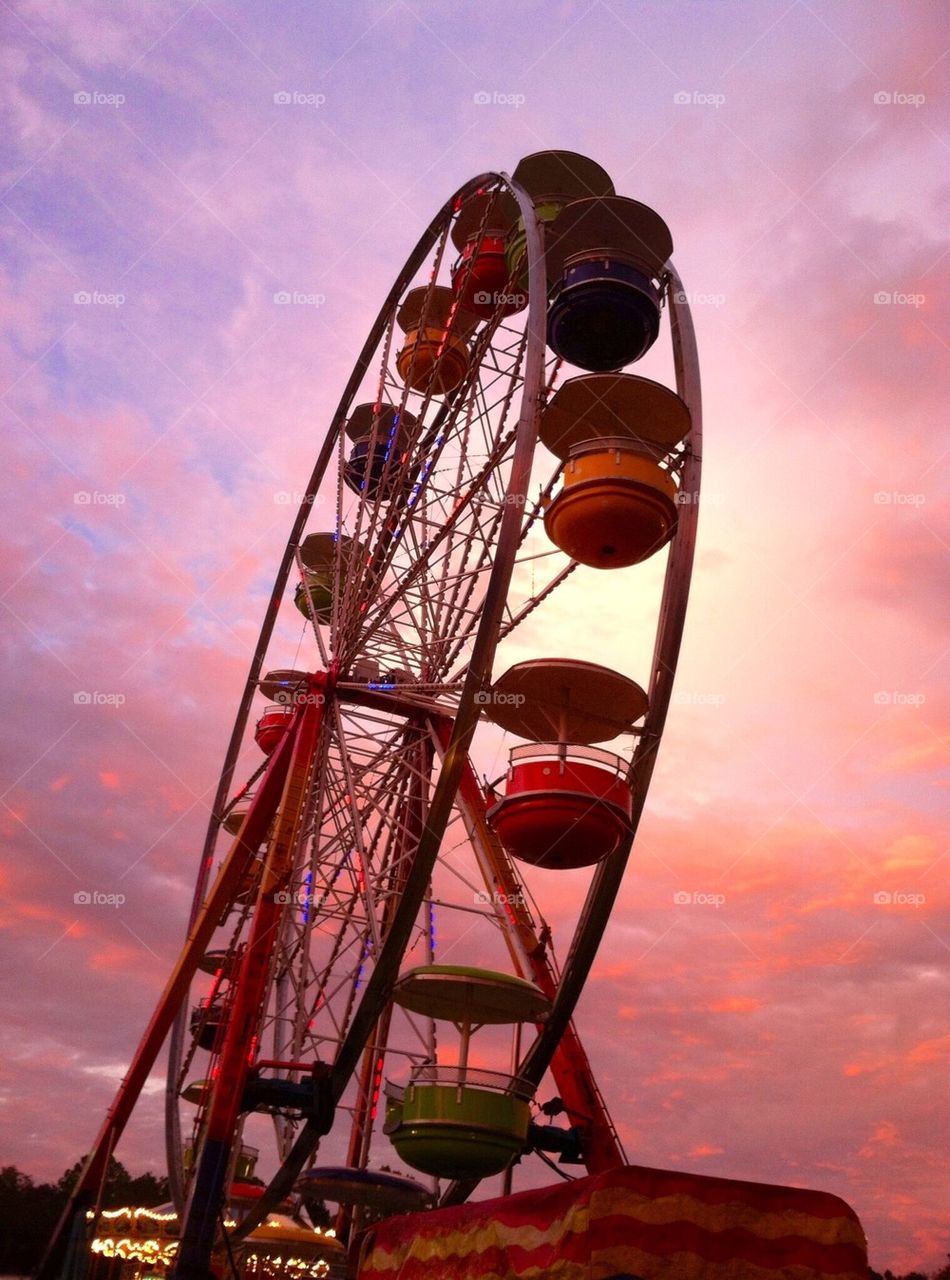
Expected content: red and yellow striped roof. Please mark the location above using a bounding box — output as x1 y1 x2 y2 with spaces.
357 1164 867 1279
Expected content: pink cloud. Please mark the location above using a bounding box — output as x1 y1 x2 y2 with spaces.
707 997 762 1014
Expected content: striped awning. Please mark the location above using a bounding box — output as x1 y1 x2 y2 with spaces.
357 1164 867 1279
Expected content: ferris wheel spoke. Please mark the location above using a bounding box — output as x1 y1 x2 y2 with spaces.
352 467 515 674
329 705 385 949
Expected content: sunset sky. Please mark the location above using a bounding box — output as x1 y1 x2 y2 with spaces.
1 1 947 1272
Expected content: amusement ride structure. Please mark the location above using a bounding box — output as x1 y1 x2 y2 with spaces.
43 151 706 1279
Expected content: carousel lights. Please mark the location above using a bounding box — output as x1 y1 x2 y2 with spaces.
91 1237 177 1265
95 1205 179 1222
244 1255 330 1279
88 1210 336 1274
258 1219 334 1237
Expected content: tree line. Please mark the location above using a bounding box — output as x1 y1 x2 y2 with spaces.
869 1268 950 1280
0 1158 168 1276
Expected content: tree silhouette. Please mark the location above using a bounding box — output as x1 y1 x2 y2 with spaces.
867 1265 949 1280
0 1157 168 1275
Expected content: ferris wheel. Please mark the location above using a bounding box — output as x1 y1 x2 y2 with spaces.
43 151 702 1280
